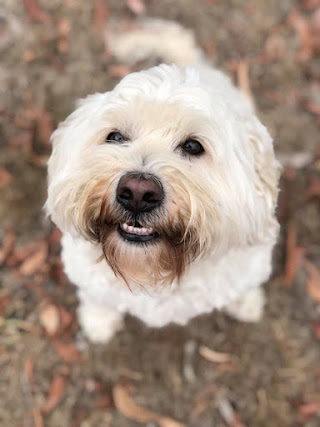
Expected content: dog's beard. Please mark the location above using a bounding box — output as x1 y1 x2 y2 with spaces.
79 179 204 287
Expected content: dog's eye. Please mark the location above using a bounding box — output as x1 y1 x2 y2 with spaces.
105 132 128 143
181 139 204 156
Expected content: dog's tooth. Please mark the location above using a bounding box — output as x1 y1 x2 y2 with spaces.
128 226 134 233
122 223 128 231
141 227 147 235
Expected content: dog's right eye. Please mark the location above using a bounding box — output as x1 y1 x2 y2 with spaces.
105 132 128 143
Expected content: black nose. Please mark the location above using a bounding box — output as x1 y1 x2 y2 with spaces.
116 173 164 213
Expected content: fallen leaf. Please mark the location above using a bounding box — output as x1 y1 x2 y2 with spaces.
0 228 15 264
42 375 66 414
9 131 33 152
301 0 320 11
23 0 50 22
24 357 35 388
39 304 60 336
126 0 146 15
311 322 320 339
32 408 44 427
0 298 10 316
113 383 185 427
108 64 131 78
19 241 48 276
23 49 36 62
304 260 320 302
93 0 109 35
283 221 306 287
0 168 12 189
298 401 320 422
305 177 320 200
57 18 71 53
288 8 313 62
199 345 232 363
52 340 82 363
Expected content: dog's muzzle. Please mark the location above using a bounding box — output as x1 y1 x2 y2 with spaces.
116 172 163 243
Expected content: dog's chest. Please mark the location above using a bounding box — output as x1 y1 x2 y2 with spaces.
61 233 272 327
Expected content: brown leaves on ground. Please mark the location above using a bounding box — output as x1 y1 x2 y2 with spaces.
305 177 320 200
288 6 320 62
0 168 12 190
126 0 146 15
93 0 109 35
0 228 15 265
42 375 66 414
113 383 185 427
298 401 320 422
39 302 75 338
51 340 82 363
199 345 232 364
283 221 306 287
19 241 48 276
304 260 320 302
23 0 50 23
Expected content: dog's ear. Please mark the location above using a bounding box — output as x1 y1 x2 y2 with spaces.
46 92 107 219
48 93 106 183
246 118 281 243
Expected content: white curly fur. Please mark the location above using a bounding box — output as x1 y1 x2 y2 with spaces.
46 20 280 343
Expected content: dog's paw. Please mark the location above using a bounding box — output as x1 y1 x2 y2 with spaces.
223 287 265 323
77 303 124 343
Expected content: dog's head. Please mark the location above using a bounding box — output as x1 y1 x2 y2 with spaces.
46 65 280 286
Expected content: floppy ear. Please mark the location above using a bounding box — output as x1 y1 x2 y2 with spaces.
47 93 106 184
247 118 281 243
46 92 107 219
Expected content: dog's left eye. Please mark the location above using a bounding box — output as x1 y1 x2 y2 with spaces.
181 139 204 156
105 132 128 143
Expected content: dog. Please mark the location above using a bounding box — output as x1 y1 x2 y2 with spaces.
46 20 280 343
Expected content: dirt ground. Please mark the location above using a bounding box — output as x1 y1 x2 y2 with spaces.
0 0 320 426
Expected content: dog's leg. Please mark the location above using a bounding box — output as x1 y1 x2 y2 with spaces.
223 287 265 323
77 292 124 343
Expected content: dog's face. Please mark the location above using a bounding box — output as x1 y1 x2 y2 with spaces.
46 65 280 286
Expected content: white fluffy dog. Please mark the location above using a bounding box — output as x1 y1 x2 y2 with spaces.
46 20 280 343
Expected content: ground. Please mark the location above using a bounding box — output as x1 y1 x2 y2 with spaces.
0 0 320 426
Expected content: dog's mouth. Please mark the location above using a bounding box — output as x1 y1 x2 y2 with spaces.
118 221 160 243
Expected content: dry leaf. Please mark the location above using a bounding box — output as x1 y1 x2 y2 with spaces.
305 177 320 200
24 357 35 388
57 18 71 53
288 8 313 62
0 168 12 189
39 304 60 336
52 340 82 363
298 401 320 422
0 228 15 264
42 375 66 414
93 0 109 35
108 64 131 78
32 408 44 427
199 346 232 363
126 0 146 15
283 221 306 287
19 241 48 276
304 260 320 302
113 383 185 427
23 0 50 22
